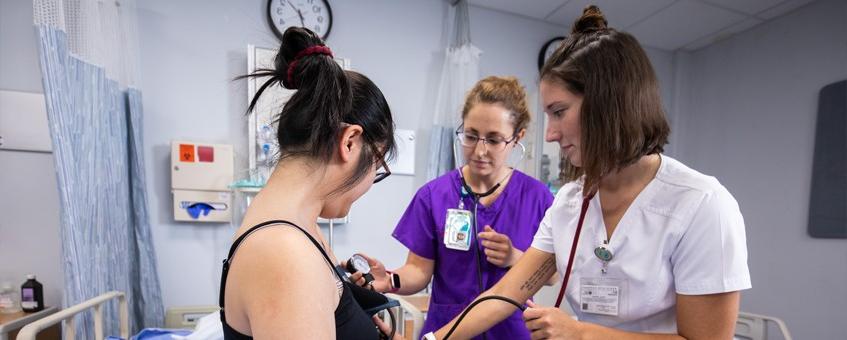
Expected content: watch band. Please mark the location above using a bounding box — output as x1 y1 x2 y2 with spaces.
387 270 401 292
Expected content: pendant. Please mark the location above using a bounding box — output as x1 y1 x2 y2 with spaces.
594 243 614 262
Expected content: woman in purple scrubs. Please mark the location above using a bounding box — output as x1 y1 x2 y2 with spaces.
353 76 554 339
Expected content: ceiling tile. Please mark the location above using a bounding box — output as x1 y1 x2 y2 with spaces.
468 0 567 20
700 0 785 15
627 0 747 50
756 0 815 19
545 0 676 29
682 17 763 51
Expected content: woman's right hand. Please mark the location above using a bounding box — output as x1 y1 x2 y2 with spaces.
346 253 391 293
523 300 585 340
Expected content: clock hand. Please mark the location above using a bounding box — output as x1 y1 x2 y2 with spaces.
286 0 305 26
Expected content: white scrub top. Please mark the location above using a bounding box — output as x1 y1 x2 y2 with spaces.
531 155 751 333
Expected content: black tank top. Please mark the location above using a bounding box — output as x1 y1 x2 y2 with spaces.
218 220 379 340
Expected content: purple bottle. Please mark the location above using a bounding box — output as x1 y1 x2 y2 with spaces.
20 274 43 313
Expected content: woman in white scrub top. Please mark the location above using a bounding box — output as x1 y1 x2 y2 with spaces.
426 5 751 340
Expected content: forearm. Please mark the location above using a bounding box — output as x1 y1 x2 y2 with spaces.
512 249 558 286
433 249 557 339
580 323 685 340
433 285 529 339
391 264 431 295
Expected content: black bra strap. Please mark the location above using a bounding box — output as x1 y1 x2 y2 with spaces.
219 220 344 310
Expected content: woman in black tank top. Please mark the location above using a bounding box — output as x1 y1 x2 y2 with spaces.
220 221 381 340
219 26 399 339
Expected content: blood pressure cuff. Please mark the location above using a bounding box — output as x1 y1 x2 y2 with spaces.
345 281 400 316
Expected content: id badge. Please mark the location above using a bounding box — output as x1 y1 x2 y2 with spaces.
579 277 626 316
444 209 473 251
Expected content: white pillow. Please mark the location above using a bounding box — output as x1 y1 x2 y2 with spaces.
172 311 223 340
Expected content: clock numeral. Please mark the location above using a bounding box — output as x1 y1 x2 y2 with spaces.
307 0 315 3
314 25 321 32
313 5 320 13
317 16 323 23
279 18 286 25
276 7 283 15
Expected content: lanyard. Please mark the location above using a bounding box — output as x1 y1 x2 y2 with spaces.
554 194 594 308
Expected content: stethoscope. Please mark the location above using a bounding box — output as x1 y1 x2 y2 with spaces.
454 169 507 340
553 190 616 308
553 193 592 308
449 132 528 340
452 133 526 296
457 169 505 297
443 142 620 339
442 192 606 340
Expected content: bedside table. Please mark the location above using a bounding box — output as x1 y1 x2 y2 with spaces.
0 307 59 340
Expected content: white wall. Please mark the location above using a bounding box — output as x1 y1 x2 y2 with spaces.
135 0 580 309
0 0 64 308
0 0 42 93
10 0 843 336
0 0 682 324
672 0 847 338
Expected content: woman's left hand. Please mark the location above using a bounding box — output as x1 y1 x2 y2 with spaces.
478 225 522 267
523 300 585 340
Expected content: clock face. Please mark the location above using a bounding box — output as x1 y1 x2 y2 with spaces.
267 0 333 40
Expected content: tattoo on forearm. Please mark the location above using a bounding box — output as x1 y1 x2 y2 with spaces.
520 257 556 292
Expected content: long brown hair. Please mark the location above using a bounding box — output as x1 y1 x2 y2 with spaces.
541 5 669 192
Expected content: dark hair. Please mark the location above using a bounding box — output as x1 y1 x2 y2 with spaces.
462 76 532 133
241 27 395 192
541 5 670 191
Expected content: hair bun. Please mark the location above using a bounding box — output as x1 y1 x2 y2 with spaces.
276 26 326 89
572 5 608 34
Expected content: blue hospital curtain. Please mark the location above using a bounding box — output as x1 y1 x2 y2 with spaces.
33 0 164 337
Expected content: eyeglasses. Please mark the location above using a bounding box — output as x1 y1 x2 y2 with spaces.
373 154 391 184
455 129 517 152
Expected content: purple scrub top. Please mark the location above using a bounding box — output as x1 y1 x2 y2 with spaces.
392 169 554 339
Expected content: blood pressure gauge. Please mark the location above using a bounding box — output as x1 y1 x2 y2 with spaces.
345 254 374 286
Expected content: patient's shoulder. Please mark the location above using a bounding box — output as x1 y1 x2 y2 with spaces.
226 225 339 337
229 226 336 295
233 226 329 271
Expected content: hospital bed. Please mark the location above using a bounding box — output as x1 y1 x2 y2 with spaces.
15 291 427 340
17 291 129 340
16 290 787 340
16 291 218 340
734 311 793 340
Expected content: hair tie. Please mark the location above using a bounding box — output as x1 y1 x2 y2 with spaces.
286 45 334 87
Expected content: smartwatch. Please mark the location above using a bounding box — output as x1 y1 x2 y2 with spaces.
387 270 401 292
